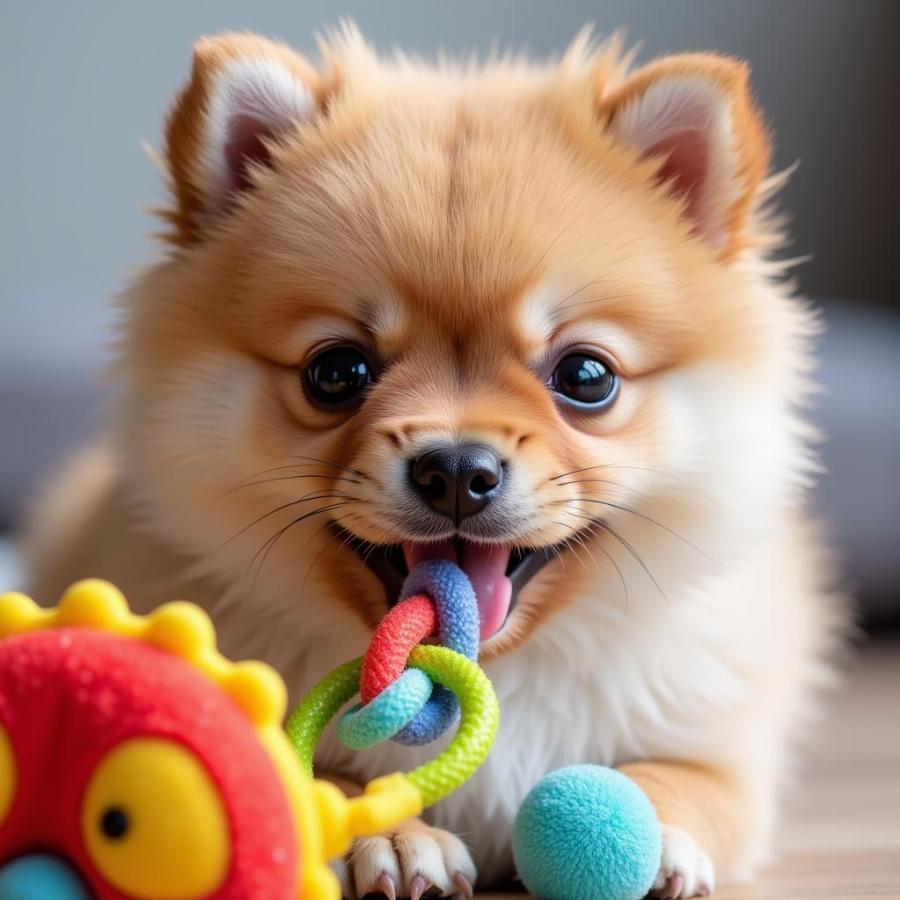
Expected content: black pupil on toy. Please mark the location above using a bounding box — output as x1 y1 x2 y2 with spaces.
552 354 617 406
307 347 372 405
100 807 130 840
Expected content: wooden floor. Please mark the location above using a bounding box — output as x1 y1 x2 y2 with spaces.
484 639 900 899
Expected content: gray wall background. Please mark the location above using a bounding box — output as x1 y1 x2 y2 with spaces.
2 1 899 620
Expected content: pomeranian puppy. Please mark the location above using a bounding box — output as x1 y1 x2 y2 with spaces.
26 26 843 899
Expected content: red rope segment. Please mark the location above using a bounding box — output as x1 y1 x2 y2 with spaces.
359 594 436 704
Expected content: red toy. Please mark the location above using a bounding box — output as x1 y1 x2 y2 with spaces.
0 580 312 898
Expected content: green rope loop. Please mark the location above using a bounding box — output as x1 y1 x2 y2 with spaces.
285 646 499 808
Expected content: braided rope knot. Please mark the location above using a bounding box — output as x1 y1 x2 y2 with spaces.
337 559 480 748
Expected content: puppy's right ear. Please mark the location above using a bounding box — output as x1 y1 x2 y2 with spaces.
163 33 320 243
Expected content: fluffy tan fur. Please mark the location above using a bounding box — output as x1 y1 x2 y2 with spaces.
25 26 844 899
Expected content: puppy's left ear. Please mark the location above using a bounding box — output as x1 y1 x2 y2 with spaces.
163 33 321 243
598 54 770 260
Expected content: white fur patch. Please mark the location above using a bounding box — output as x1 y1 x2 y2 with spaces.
362 293 407 352
519 283 558 348
277 315 368 364
549 318 650 375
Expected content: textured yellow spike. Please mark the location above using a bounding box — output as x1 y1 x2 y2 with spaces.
0 591 47 638
145 601 216 659
226 661 288 727
57 579 132 630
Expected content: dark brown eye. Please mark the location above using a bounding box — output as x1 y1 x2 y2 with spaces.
551 353 618 409
305 346 373 407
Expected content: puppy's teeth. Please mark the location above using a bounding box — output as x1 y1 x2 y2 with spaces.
375 871 397 900
409 874 429 900
453 871 475 898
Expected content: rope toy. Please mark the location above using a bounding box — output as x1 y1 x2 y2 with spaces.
342 559 479 747
286 559 498 809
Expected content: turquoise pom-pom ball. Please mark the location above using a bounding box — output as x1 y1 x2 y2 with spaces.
512 765 661 900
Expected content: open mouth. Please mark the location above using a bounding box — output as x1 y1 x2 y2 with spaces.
334 529 558 640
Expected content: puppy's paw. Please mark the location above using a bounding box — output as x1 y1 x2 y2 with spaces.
345 818 476 899
650 824 716 898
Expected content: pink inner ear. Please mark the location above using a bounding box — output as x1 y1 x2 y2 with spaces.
224 113 275 192
648 129 708 223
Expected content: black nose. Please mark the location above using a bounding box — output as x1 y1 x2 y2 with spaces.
410 444 503 522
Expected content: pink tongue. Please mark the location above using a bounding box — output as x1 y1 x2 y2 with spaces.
403 542 513 641
461 543 513 640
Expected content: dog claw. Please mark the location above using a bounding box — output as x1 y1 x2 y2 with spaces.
374 872 396 900
409 874 430 900
661 873 684 899
453 871 474 898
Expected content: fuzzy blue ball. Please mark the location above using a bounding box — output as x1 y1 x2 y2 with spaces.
512 765 661 900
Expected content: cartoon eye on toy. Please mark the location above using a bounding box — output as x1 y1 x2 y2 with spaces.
82 738 230 899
